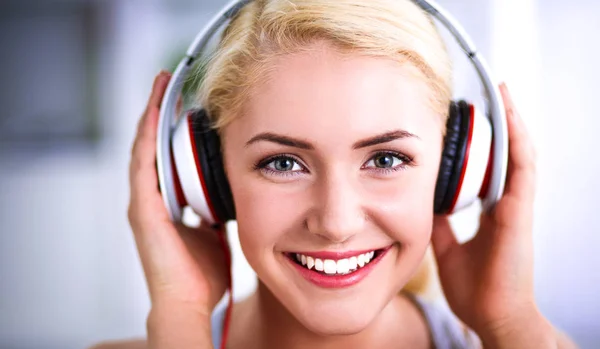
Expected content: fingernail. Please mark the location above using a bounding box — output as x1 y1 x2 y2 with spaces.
500 82 517 109
154 72 164 85
499 81 508 93
503 91 523 128
157 70 171 80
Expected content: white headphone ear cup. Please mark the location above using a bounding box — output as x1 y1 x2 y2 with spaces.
171 111 218 224
449 105 493 213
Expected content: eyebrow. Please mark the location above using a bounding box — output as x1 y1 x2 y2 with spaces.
352 130 420 149
245 133 313 149
245 129 419 150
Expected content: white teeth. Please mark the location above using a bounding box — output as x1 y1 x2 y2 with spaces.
348 256 358 270
307 256 315 270
324 259 337 274
293 251 378 275
357 254 365 267
315 258 324 271
336 258 350 274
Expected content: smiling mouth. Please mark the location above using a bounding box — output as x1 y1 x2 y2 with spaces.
285 248 387 276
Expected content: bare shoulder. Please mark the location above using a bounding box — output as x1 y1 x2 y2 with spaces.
88 339 147 349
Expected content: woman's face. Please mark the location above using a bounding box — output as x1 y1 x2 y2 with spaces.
221 42 444 335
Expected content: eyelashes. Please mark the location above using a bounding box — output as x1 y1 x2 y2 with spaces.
253 151 414 178
254 154 306 178
362 151 413 172
253 154 306 178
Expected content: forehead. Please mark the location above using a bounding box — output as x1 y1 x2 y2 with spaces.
232 45 441 143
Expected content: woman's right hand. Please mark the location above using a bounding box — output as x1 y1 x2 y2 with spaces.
127 71 228 347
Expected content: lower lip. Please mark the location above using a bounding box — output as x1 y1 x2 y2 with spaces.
286 247 391 289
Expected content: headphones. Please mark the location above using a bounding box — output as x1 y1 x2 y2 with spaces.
157 0 508 225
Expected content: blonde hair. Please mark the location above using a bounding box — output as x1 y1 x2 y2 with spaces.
196 0 453 295
197 0 452 130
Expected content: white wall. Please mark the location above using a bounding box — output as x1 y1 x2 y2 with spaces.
0 1 188 348
532 1 600 346
0 0 598 348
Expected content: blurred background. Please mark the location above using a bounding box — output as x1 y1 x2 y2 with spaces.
0 0 598 348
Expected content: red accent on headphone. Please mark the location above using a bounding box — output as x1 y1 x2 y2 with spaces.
187 115 220 223
478 140 494 199
170 147 188 208
448 104 475 212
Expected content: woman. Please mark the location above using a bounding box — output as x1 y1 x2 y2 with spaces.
96 0 576 348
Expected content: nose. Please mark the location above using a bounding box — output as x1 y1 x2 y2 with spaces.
305 170 366 243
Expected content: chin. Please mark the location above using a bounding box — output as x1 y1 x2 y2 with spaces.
293 300 382 336
280 272 401 336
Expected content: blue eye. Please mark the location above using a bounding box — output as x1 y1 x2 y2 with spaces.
365 153 403 168
255 155 306 177
266 156 303 172
363 152 411 173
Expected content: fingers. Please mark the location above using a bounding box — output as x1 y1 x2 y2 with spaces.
499 83 536 204
132 71 171 160
431 215 459 262
149 71 172 111
135 71 171 137
129 71 172 226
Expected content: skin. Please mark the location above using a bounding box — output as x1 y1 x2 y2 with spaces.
92 42 578 349
223 43 441 343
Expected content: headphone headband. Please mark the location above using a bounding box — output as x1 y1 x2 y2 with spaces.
158 0 508 221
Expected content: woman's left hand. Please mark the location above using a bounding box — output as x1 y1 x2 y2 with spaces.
431 83 557 348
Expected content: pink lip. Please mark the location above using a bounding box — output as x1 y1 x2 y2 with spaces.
285 245 392 289
290 248 385 260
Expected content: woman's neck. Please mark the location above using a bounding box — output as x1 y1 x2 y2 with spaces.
227 281 430 349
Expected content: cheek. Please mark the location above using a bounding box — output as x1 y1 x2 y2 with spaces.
370 166 438 248
221 132 304 273
226 169 308 268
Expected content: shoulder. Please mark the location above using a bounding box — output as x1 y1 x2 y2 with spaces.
406 294 482 349
87 339 147 349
